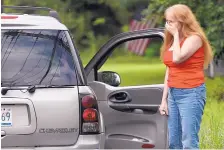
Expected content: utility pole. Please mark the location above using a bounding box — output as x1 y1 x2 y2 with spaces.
1 0 4 13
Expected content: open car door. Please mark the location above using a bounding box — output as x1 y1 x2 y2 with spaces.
84 28 168 149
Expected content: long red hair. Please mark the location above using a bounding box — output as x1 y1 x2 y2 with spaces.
160 4 213 69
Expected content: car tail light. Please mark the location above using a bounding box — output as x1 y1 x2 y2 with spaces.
142 144 155 148
1 16 18 19
80 94 100 134
82 95 96 108
83 108 97 122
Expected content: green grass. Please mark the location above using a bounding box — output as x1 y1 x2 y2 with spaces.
100 63 165 86
80 50 162 67
97 55 166 86
200 77 224 149
200 99 224 149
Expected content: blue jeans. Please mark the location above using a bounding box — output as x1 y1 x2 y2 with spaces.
168 83 206 149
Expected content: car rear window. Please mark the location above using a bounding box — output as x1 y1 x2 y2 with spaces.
1 29 78 86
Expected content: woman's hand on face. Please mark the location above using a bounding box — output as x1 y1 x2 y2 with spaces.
165 22 178 36
159 100 168 116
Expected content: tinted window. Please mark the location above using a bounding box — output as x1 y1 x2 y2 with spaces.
1 29 77 86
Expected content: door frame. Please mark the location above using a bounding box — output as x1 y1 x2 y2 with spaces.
84 28 168 149
84 28 165 77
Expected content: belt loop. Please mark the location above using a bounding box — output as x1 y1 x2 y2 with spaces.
168 87 173 95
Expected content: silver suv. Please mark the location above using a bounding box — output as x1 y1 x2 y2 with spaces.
1 5 168 149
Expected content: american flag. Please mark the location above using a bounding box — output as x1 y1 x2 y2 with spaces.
126 7 157 55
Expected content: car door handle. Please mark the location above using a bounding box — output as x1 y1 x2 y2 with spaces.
109 104 159 114
108 91 131 103
128 105 159 114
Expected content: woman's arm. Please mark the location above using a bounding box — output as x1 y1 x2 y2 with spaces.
161 67 169 102
165 23 203 64
172 33 202 64
159 67 169 115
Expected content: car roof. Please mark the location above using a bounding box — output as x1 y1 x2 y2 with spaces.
1 14 68 30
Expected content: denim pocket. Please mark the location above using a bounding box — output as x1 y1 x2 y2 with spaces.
196 84 206 103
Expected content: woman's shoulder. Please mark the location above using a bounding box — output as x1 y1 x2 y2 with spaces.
185 34 202 43
183 34 203 48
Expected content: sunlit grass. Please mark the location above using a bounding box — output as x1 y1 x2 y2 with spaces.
100 63 165 86
199 99 224 149
200 77 224 149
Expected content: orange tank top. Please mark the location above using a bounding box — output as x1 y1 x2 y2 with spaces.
163 38 205 88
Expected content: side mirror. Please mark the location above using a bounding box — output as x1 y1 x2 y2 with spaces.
98 71 121 87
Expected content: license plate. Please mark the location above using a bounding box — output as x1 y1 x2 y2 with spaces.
1 107 12 127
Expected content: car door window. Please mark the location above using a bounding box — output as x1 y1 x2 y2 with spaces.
98 37 165 86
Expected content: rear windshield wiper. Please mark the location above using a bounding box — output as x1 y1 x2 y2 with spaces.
1 85 75 95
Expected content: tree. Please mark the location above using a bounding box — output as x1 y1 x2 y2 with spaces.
3 0 154 53
142 0 224 62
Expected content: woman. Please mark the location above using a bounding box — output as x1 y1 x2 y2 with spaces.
158 4 213 149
